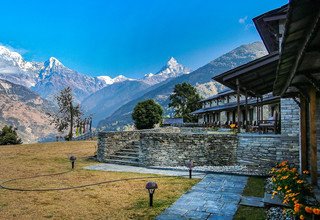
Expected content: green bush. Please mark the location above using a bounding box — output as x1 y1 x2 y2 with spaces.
132 99 163 130
0 125 22 145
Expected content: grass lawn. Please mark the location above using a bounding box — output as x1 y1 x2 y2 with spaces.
234 177 267 220
0 141 199 219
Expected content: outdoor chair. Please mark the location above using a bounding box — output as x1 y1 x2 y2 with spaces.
248 121 259 132
258 116 278 134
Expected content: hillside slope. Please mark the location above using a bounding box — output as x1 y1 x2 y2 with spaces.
82 57 190 125
98 42 268 130
0 79 57 143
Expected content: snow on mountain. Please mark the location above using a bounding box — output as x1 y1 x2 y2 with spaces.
98 42 268 130
113 75 134 83
97 74 134 85
0 45 191 105
142 57 190 85
82 58 191 126
0 46 41 87
32 57 106 102
97 75 113 85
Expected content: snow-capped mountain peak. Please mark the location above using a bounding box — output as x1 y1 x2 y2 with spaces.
144 73 154 78
142 57 190 85
38 57 66 80
0 45 41 87
97 74 133 85
0 45 36 71
166 57 178 67
44 57 64 69
113 75 133 83
97 75 113 85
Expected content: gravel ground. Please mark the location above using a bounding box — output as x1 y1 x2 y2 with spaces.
150 165 269 176
266 207 293 220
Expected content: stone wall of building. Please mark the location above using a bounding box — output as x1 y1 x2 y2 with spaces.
139 132 237 166
237 133 299 168
280 98 300 136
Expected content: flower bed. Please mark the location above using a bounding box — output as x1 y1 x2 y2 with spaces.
270 161 320 220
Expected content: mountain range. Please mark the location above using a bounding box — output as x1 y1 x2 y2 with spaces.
0 42 267 141
82 57 190 125
98 42 268 130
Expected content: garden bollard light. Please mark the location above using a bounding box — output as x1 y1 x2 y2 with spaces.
69 155 77 169
146 182 158 207
186 160 194 179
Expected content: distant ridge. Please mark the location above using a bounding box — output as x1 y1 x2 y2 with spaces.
98 42 268 130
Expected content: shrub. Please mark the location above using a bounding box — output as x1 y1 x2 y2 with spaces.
132 99 163 130
0 125 22 145
270 161 319 219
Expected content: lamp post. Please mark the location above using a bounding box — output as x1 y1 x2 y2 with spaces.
146 182 158 207
186 160 194 179
69 155 77 169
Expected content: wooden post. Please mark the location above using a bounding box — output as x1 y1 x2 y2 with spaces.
256 97 260 122
260 96 264 121
245 91 248 131
309 87 317 185
300 95 308 173
236 79 241 133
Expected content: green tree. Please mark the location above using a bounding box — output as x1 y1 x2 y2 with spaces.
49 87 82 140
169 82 201 122
0 125 22 145
132 99 163 130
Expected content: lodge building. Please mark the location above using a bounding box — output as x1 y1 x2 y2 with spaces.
193 1 320 185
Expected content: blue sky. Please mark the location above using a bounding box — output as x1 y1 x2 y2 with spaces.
0 0 287 78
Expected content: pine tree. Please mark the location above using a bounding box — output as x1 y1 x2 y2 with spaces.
0 125 22 145
49 87 82 140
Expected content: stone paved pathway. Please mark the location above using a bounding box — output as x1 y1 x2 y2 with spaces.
156 174 248 220
85 163 205 178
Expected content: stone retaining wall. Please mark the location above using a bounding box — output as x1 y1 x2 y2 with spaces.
237 133 299 168
97 128 300 169
139 132 237 166
97 131 141 162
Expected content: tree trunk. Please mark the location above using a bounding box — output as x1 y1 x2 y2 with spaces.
69 103 74 141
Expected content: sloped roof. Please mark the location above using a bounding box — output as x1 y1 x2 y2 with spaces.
213 52 279 97
273 0 320 96
253 5 288 53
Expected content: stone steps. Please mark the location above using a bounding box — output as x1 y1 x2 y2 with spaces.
109 155 139 161
114 151 139 156
104 159 142 166
105 142 140 166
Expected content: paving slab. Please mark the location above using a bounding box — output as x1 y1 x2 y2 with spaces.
85 163 205 178
156 174 248 220
240 196 264 207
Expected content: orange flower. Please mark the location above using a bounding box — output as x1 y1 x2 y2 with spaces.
297 180 304 184
300 215 305 220
305 207 313 214
313 208 320 215
303 170 309 174
294 203 301 213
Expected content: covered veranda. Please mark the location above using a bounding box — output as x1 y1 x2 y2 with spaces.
213 52 281 133
193 95 280 132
